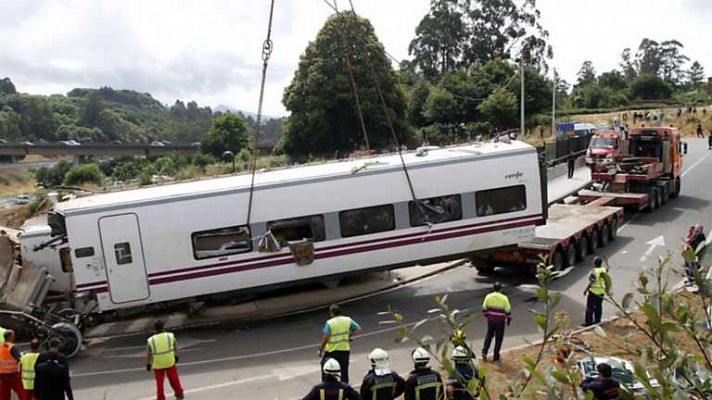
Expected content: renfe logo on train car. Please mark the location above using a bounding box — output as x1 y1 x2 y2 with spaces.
505 171 524 179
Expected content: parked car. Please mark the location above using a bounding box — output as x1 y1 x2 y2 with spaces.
61 140 81 146
150 141 165 146
22 141 34 146
190 141 201 147
14 195 31 205
161 140 172 146
110 140 122 145
578 356 659 396
0 138 7 144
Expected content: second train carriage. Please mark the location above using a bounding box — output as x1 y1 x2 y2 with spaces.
33 140 545 314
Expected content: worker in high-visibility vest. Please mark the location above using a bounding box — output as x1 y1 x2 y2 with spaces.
302 358 361 400
0 326 5 344
583 256 612 326
20 339 41 400
481 283 512 362
146 320 184 400
0 329 26 400
318 304 362 383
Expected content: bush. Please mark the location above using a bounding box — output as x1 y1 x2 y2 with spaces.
63 163 104 186
191 153 216 169
35 160 72 187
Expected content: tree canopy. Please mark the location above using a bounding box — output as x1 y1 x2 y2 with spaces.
200 112 250 158
281 11 411 158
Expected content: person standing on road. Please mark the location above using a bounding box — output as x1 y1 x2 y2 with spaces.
579 362 620 399
146 320 184 400
318 304 363 384
360 348 405 400
20 339 41 400
303 358 361 400
697 122 704 138
684 224 706 285
446 346 481 400
708 130 712 150
583 257 612 326
35 339 68 368
33 349 73 400
404 348 444 400
0 330 25 400
567 151 576 179
481 282 512 362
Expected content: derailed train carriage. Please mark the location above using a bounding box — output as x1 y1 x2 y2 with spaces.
0 140 546 356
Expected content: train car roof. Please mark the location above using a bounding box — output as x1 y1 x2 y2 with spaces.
55 140 535 215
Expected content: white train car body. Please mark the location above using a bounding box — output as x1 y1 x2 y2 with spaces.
50 141 544 312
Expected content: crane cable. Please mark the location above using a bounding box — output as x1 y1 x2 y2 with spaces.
245 0 275 228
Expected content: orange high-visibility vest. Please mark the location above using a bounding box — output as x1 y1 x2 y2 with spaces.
0 343 18 374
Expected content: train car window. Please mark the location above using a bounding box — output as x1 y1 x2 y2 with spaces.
75 247 95 258
339 204 395 238
267 215 325 245
113 242 133 265
476 185 527 216
409 195 462 226
192 225 252 260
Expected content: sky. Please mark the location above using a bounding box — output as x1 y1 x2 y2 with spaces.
1 0 710 117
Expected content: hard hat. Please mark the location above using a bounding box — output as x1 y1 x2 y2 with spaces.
322 358 341 375
593 256 603 267
369 348 390 368
412 347 430 364
451 345 470 361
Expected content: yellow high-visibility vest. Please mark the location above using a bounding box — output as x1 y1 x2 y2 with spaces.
590 267 609 296
482 292 511 312
148 332 176 370
0 327 6 344
325 316 353 352
20 352 40 390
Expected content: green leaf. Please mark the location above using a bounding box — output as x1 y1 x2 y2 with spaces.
550 369 570 384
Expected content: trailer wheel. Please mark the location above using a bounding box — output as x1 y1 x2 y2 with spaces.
474 260 495 275
565 244 577 267
576 236 589 261
610 218 619 241
655 187 663 208
645 188 656 212
589 229 600 253
660 185 669 204
599 224 610 247
51 322 83 359
552 249 565 271
670 177 681 199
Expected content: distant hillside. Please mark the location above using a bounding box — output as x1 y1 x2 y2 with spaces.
0 77 282 146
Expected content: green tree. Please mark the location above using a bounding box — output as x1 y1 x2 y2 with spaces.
687 60 705 86
63 163 104 186
619 48 637 80
659 40 689 86
478 87 517 129
406 81 433 127
408 0 468 79
630 73 673 100
598 70 627 91
575 61 597 88
81 91 105 128
0 77 16 95
282 11 411 157
636 38 662 75
424 87 458 123
35 161 72 187
201 112 249 158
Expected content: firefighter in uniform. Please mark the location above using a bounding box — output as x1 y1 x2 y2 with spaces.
404 347 444 400
481 283 512 362
0 330 25 400
318 304 362 383
146 320 184 400
302 358 361 400
583 257 611 326
20 339 41 400
446 346 481 400
360 348 405 400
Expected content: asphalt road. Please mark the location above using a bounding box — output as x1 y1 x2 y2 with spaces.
71 139 712 400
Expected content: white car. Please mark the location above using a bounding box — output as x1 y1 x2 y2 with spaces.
14 195 31 205
62 140 81 146
578 356 660 395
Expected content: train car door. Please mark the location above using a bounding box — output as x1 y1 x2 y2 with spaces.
99 213 150 303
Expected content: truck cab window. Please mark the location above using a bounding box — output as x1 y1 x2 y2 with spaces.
476 185 527 216
267 215 325 246
409 195 462 226
192 226 252 260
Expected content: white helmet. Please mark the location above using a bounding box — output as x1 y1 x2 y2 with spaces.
412 347 430 364
369 348 390 368
451 345 470 361
322 358 341 375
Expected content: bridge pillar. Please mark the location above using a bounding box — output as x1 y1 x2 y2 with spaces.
73 155 86 165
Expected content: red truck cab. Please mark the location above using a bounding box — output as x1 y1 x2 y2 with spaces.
586 131 622 170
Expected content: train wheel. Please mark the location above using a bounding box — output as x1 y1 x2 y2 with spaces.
552 249 565 272
577 236 589 262
599 224 610 247
565 244 577 267
589 229 599 253
51 322 83 358
608 218 618 241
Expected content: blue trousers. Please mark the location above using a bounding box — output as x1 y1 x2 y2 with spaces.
585 292 603 326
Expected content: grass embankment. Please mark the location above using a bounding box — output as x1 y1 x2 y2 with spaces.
0 169 36 198
481 290 708 398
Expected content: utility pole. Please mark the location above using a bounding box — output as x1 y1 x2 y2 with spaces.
552 68 557 137
520 59 525 136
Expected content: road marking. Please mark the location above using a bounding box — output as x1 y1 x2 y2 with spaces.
133 374 274 400
639 235 665 262
681 152 709 178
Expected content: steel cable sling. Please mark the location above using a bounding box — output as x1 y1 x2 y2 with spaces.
245 0 275 228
